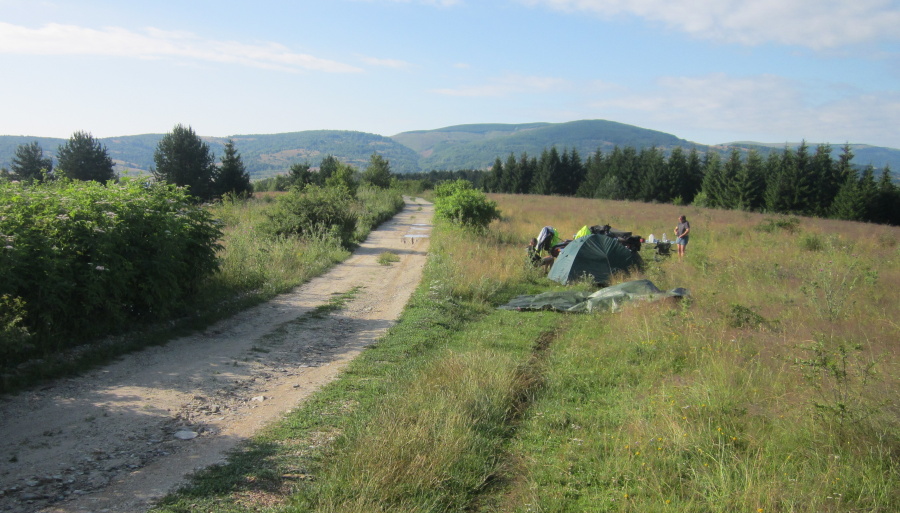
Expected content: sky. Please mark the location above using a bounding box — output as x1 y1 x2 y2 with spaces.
1 0 899 149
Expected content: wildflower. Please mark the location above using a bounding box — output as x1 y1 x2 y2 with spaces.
95 265 106 271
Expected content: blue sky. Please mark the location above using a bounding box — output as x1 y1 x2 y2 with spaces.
1 0 898 148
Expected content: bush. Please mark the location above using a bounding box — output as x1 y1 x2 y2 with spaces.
433 179 501 230
0 178 222 359
262 184 358 247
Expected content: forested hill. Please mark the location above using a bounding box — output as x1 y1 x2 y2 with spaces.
392 120 694 170
1 120 898 178
0 131 421 178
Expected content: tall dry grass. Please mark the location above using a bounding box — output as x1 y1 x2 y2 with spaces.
490 193 900 512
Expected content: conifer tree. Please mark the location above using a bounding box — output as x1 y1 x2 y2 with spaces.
57 131 115 182
685 147 704 204
874 166 899 225
809 144 838 216
516 152 536 194
153 124 217 201
638 146 668 203
700 152 724 207
10 141 53 182
216 139 252 197
503 153 520 193
733 148 765 211
666 146 689 204
483 158 503 193
577 149 605 198
831 169 864 221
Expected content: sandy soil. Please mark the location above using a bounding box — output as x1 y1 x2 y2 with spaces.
0 197 433 513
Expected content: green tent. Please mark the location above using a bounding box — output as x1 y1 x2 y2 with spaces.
547 233 640 285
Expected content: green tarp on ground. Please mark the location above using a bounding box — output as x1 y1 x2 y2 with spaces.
498 279 689 313
547 233 641 285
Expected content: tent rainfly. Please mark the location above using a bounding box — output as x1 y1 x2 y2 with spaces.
547 233 640 285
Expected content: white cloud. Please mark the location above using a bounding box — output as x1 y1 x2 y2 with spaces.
0 22 362 73
519 0 900 49
359 55 414 69
433 74 568 97
356 0 463 6
587 73 900 147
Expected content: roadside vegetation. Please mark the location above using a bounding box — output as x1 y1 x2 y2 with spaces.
0 179 404 393
149 193 899 512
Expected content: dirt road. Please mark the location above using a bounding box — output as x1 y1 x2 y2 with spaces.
0 197 433 513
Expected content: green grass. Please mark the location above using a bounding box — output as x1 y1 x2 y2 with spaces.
150 195 899 512
377 251 401 266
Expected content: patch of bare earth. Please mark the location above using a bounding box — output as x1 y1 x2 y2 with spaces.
0 197 433 513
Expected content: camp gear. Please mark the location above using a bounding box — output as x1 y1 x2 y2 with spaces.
573 225 592 239
547 233 641 285
536 226 559 253
499 279 689 313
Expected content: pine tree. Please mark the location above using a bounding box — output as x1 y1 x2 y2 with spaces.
733 148 765 211
764 147 795 213
153 124 217 201
874 166 899 225
700 151 724 207
577 149 605 198
516 152 536 194
617 146 641 200
56 131 115 182
666 146 688 204
810 144 837 216
684 147 704 204
503 153 520 193
216 139 252 197
717 148 744 209
10 141 53 182
483 158 503 193
638 147 668 203
831 169 864 221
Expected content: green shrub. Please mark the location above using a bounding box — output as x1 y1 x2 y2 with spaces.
433 179 501 230
757 215 801 233
353 185 405 239
263 184 358 247
0 178 222 359
799 232 826 251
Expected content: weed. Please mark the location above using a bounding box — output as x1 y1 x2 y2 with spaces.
377 251 400 266
726 303 769 329
801 259 862 321
793 336 880 429
798 232 826 252
757 216 801 233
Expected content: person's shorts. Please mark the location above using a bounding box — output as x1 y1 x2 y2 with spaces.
676 236 689 246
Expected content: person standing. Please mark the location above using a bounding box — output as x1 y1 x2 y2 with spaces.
674 215 690 259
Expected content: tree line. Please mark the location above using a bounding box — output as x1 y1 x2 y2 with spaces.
403 143 899 226
1 124 252 201
252 153 394 193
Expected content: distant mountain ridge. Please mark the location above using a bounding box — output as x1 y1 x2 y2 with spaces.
1 120 897 179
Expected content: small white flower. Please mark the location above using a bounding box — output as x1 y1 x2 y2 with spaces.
95 265 106 271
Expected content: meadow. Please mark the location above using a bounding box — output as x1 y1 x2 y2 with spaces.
150 193 899 512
